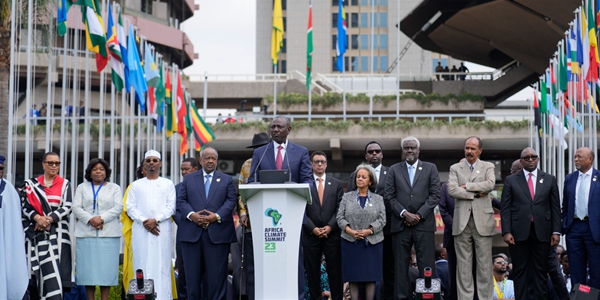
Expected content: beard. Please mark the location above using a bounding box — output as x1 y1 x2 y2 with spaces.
495 268 507 274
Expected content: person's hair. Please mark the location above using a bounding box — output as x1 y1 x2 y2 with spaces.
310 151 327 162
435 244 445 260
557 245 565 252
364 141 382 154
136 159 145 179
560 251 568 261
42 152 59 162
465 136 483 148
492 254 505 262
200 146 218 158
182 157 200 169
401 136 420 149
273 115 291 127
353 163 377 192
84 158 112 182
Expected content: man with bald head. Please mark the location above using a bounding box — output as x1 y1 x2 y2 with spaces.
501 147 561 300
510 159 522 175
562 147 600 289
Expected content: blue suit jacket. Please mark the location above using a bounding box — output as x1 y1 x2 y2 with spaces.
247 141 313 185
562 168 600 243
176 170 237 244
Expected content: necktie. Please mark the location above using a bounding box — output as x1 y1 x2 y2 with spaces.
409 165 415 186
205 174 211 198
527 173 535 201
469 165 474 172
275 145 283 170
576 173 588 219
317 177 324 205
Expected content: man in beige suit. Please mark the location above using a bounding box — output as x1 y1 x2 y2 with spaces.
448 136 496 299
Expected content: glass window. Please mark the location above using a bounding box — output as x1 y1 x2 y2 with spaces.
332 35 337 50
283 17 286 31
372 34 378 50
282 38 286 53
351 0 358 5
380 56 388 71
282 0 287 10
372 56 378 72
360 0 369 5
345 57 349 72
360 13 368 28
351 57 358 71
380 34 387 49
280 60 287 73
351 13 358 28
372 12 378 27
332 57 337 72
351 35 359 49
360 34 369 50
332 13 337 28
380 0 387 5
361 56 369 71
380 12 387 27
332 0 339 6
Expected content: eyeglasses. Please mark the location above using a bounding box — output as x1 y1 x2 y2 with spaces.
312 160 327 165
367 149 382 154
521 155 539 161
44 161 61 166
145 158 160 163
495 261 508 265
0 166 4 170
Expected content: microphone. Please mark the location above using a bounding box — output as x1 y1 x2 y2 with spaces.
252 138 272 184
285 145 292 183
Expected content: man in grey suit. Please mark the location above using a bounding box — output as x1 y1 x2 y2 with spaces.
348 141 393 300
385 136 440 300
448 136 496 299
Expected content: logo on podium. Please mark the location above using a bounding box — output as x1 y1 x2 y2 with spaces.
265 208 282 226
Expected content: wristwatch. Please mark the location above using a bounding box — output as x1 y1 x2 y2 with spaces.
215 213 222 223
156 218 161 225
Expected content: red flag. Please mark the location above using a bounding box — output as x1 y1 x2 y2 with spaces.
176 73 188 155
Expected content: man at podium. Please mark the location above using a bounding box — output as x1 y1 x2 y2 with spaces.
247 116 313 299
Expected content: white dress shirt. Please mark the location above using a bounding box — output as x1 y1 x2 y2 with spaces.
522 168 538 195
273 140 288 161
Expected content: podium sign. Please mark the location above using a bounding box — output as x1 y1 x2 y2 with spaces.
239 183 311 300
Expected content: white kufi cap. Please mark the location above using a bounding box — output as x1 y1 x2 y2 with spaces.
144 149 161 160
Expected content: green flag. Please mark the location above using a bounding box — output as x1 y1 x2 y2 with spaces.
306 1 313 90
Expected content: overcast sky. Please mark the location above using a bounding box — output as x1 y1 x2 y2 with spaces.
183 0 532 101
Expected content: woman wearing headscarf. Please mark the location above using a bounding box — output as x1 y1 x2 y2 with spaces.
72 158 123 300
336 163 386 300
20 152 73 300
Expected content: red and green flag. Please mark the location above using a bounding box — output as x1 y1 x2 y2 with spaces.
306 1 313 90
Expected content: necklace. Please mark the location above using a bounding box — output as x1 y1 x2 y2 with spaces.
44 177 54 187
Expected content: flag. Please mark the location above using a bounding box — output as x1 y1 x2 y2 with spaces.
155 62 166 116
533 89 543 145
577 13 585 72
587 0 599 82
306 1 313 90
271 0 284 66
336 0 347 72
127 26 148 111
144 42 160 87
176 72 188 155
117 7 129 90
80 0 107 72
540 78 548 114
570 24 581 77
190 101 215 151
165 70 177 138
106 2 124 91
559 47 568 92
57 0 71 36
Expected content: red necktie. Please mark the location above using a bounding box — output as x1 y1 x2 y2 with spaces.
527 173 535 201
317 177 324 205
275 145 283 170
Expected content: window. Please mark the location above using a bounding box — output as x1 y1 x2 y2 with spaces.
332 35 337 50
141 0 153 14
351 57 358 71
332 0 339 6
279 60 287 73
345 57 349 71
351 0 358 5
372 13 378 27
372 56 378 71
380 56 388 71
380 0 387 5
372 34 378 50
332 13 338 28
283 17 287 31
380 12 387 27
360 0 369 5
282 0 287 10
282 38 286 53
360 34 369 50
361 56 369 71
360 13 368 28
351 13 358 28
380 34 388 49
351 35 359 49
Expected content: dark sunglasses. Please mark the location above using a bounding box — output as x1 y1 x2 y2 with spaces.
367 149 382 154
521 155 539 161
0 166 4 170
145 158 160 163
44 161 61 166
495 261 508 265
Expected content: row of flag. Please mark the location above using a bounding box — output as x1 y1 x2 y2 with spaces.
56 0 215 155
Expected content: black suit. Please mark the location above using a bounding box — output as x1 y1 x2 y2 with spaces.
303 175 344 300
385 160 440 300
435 260 450 299
348 164 393 299
501 169 561 300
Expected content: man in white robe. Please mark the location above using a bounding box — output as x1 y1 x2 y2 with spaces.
127 150 176 300
0 154 29 299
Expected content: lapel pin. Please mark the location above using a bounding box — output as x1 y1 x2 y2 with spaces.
594 176 597 182
539 179 544 184
476 170 480 174
418 167 422 171
369 203 372 207
328 182 331 185
216 178 221 183
384 171 387 175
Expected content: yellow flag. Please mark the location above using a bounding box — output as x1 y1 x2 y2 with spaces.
271 0 284 66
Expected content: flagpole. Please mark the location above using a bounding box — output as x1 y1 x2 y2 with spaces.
308 81 312 121
6 0 18 181
23 0 34 179
203 71 208 118
396 0 401 119
273 64 278 116
369 0 375 117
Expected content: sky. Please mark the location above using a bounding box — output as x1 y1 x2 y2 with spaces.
183 0 532 103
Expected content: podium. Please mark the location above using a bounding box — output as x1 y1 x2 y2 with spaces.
239 183 312 300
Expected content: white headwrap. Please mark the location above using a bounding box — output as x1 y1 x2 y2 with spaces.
144 149 161 160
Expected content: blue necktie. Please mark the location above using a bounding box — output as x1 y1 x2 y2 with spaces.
576 173 588 219
409 165 415 186
205 174 211 198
